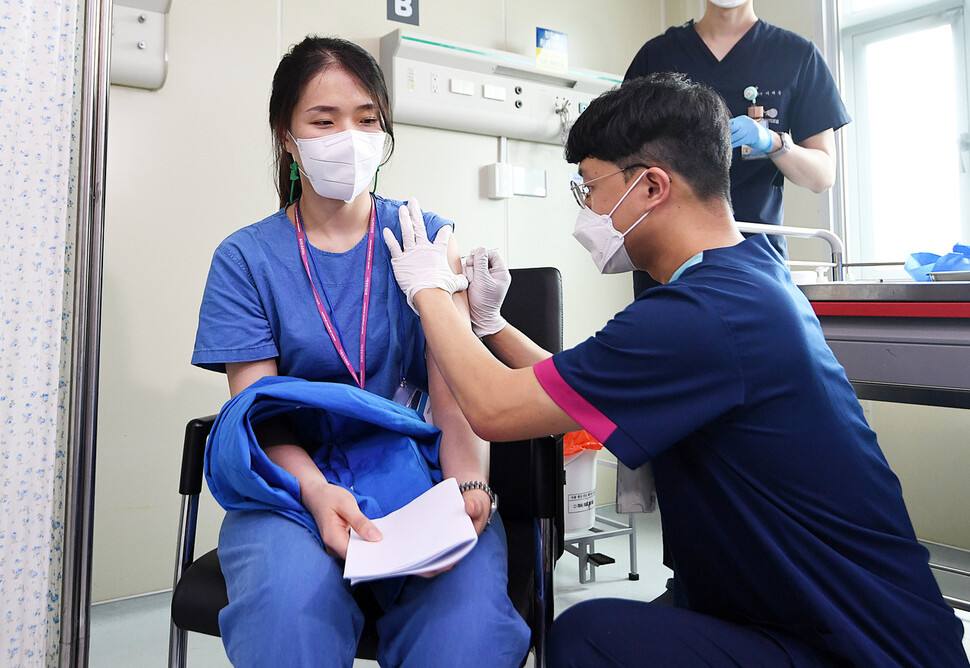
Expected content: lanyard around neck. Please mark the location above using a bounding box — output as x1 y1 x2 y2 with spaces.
294 199 375 390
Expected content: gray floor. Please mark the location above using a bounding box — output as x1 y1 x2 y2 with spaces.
90 507 970 667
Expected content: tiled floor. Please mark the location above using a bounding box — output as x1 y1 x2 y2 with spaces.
90 508 970 667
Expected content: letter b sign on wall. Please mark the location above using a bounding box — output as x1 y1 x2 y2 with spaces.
388 0 419 26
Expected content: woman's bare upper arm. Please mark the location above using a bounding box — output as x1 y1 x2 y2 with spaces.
446 230 471 315
226 359 278 397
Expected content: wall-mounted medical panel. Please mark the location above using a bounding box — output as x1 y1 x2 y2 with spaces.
380 30 620 145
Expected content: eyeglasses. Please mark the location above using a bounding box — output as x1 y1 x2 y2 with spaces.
569 164 649 208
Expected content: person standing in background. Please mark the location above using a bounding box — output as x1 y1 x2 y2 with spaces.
626 0 851 294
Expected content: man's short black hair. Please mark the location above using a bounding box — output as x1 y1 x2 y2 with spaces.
565 72 732 203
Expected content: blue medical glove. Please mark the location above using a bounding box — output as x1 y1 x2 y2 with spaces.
729 115 775 152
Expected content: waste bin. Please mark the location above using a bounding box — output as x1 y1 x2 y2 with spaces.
563 430 603 534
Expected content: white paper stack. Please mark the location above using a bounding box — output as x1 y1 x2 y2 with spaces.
344 478 478 584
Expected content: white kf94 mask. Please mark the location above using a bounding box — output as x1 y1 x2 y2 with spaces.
572 169 652 274
290 129 386 202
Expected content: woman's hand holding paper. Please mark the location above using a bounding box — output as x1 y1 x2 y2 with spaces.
301 476 382 561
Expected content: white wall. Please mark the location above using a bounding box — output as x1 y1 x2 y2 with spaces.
95 0 280 602
94 0 659 601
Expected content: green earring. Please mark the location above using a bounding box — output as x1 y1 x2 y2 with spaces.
289 161 300 204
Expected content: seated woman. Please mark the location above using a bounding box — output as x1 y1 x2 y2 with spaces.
191 35 530 668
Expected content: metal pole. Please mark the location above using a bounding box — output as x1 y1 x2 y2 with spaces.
168 494 199 668
533 517 556 668
60 0 112 665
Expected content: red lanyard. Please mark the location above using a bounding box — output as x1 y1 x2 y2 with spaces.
294 199 375 390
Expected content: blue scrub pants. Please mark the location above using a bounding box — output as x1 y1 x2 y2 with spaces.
548 598 834 667
217 510 530 668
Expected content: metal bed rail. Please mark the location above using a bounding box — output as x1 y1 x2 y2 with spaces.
736 221 844 281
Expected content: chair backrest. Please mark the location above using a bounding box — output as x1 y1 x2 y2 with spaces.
490 267 565 654
502 267 563 355
490 267 564 530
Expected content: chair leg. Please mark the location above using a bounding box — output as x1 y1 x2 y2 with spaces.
168 621 187 668
627 513 640 581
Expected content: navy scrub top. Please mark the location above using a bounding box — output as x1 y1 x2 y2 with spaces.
626 20 852 254
534 235 966 666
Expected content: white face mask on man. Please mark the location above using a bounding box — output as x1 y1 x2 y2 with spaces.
572 169 652 274
708 0 748 8
289 129 386 202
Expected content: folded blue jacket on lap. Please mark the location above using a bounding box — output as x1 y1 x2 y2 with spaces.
205 376 443 543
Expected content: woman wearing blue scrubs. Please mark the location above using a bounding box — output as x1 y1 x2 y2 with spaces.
191 36 529 668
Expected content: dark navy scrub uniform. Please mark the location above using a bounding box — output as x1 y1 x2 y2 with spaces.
539 235 967 667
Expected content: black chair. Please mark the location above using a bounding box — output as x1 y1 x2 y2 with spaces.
169 267 565 667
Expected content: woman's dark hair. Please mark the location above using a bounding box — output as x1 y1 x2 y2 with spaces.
565 72 732 203
269 35 395 208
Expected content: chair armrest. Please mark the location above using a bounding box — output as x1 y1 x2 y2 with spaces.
179 415 217 496
528 435 563 520
489 435 564 559
489 436 563 519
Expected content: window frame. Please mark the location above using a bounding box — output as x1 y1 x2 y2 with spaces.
820 0 970 277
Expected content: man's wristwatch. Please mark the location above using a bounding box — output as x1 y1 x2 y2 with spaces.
459 480 498 526
768 131 793 157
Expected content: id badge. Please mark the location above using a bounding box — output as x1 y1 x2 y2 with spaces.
393 378 433 423
741 101 769 161
741 120 770 161
392 378 422 410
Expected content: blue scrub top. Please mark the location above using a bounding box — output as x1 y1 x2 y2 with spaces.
192 195 452 401
626 20 851 254
534 235 966 666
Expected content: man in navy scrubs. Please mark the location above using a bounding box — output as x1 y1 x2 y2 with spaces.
627 0 850 294
383 73 967 666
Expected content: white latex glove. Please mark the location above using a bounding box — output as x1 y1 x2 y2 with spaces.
463 247 510 337
382 199 468 313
